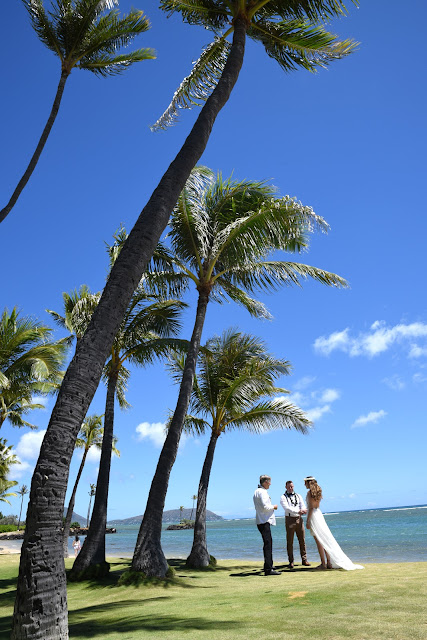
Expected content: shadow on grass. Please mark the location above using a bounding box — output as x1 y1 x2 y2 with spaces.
68 600 243 637
0 576 18 592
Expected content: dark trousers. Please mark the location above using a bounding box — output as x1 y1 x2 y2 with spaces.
257 522 273 573
286 515 307 563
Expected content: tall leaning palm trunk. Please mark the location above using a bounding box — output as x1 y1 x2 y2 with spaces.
70 375 116 575
12 22 247 640
131 287 211 576
186 431 219 567
0 71 69 224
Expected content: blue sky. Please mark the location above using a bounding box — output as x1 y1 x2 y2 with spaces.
1 0 426 522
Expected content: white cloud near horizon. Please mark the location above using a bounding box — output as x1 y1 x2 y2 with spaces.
351 410 387 429
314 321 427 358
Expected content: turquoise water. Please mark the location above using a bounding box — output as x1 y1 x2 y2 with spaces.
3 505 425 562
102 505 427 563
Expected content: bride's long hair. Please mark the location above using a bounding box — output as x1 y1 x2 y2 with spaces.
307 480 322 501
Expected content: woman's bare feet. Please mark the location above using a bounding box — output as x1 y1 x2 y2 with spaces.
315 564 327 570
326 563 333 569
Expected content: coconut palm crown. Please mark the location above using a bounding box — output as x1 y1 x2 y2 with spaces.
153 0 358 130
169 329 311 567
0 307 67 430
0 0 155 223
159 166 347 317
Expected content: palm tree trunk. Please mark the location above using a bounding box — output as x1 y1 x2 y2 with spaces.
62 449 88 558
70 375 116 577
18 497 24 531
0 70 69 224
12 18 247 639
131 289 211 577
186 431 219 568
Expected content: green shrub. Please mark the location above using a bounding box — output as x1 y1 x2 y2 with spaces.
0 525 18 533
70 521 81 529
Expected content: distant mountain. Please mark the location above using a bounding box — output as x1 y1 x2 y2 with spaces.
108 508 223 526
63 509 85 524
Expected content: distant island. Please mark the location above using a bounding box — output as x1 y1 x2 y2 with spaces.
108 508 223 526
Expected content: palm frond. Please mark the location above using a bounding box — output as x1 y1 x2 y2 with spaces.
224 260 348 293
151 37 231 131
79 48 155 75
253 0 358 23
227 398 311 434
248 18 357 73
215 279 272 319
159 0 230 29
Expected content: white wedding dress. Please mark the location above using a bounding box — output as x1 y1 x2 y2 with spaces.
308 506 364 571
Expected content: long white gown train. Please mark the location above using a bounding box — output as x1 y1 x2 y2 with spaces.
309 508 364 570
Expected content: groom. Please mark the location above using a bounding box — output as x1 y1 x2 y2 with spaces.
280 480 311 569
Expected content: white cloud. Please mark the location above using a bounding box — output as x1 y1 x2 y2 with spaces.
318 388 340 404
314 321 427 358
289 382 340 425
413 372 427 384
86 446 101 463
314 329 350 356
305 405 332 422
136 422 167 448
382 375 406 391
293 376 317 391
135 421 190 452
15 430 46 461
409 344 427 358
351 410 387 429
31 395 49 408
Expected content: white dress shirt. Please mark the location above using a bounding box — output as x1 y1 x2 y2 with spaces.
253 487 276 525
280 491 306 517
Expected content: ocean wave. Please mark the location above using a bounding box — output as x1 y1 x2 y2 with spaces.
383 506 427 512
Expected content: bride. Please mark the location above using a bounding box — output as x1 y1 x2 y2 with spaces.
304 476 364 571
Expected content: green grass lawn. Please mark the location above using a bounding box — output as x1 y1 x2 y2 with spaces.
1 556 426 639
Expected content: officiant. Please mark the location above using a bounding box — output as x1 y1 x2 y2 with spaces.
280 480 311 569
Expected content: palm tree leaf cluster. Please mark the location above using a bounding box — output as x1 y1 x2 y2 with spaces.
153 0 358 129
163 167 347 319
0 307 67 430
23 0 155 75
175 329 311 437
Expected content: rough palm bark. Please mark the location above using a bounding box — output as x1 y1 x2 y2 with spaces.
0 71 69 224
62 448 88 558
69 375 116 577
131 288 211 576
186 431 219 568
12 18 246 639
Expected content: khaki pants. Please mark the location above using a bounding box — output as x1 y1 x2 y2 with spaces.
286 515 307 563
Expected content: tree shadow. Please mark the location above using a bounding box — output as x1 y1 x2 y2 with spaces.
0 576 18 592
68 600 243 637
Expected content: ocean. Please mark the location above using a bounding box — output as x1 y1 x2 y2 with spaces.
104 504 426 563
3 505 426 563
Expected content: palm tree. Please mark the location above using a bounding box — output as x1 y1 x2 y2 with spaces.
131 167 347 577
86 484 96 527
69 287 187 578
171 330 310 567
63 414 105 556
0 0 154 224
13 1 356 634
190 494 197 521
179 505 184 523
46 285 100 347
0 478 18 505
0 438 19 479
17 486 29 531
0 307 67 431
